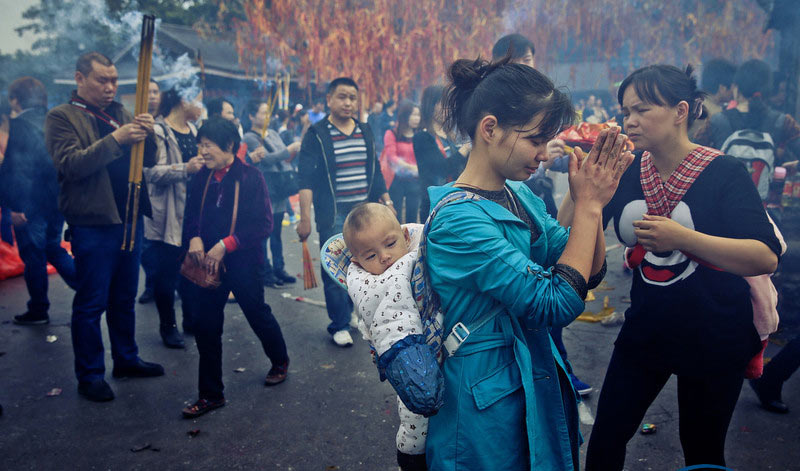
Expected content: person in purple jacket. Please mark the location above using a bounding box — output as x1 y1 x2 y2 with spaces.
180 117 289 418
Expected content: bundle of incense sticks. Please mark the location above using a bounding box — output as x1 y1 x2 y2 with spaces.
302 241 318 290
121 14 155 251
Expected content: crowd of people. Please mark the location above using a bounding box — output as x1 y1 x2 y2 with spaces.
0 30 799 471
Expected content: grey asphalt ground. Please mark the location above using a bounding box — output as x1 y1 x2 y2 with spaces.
1 214 799 471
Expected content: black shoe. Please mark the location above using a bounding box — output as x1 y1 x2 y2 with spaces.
160 324 185 349
182 321 194 336
749 378 789 413
78 379 115 402
263 272 284 288
274 269 297 284
112 359 165 379
182 398 226 418
13 312 49 325
397 450 428 471
138 288 154 304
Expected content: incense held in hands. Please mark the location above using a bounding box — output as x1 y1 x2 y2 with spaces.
122 15 156 251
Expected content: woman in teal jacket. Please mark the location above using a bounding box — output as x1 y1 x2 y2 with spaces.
424 58 634 470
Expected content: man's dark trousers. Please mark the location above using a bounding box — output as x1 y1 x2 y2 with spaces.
69 221 144 383
15 212 77 315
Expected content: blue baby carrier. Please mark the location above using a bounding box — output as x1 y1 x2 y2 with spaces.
320 191 497 416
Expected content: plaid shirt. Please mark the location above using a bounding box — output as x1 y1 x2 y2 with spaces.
640 146 722 217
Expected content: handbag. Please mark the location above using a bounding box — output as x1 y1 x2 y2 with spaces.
180 172 240 289
264 169 300 200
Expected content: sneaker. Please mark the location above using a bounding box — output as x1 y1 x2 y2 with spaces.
332 330 354 347
160 324 185 349
112 359 165 379
289 214 298 224
13 312 49 325
182 398 226 418
265 360 289 386
138 288 154 304
570 373 593 397
78 379 115 402
274 269 297 284
282 218 290 227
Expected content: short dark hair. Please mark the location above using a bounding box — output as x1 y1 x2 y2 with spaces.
443 56 576 141
327 77 359 95
618 64 707 129
157 88 183 118
8 77 47 109
206 97 232 118
734 59 774 128
701 59 737 94
197 117 240 155
492 34 535 62
76 52 113 76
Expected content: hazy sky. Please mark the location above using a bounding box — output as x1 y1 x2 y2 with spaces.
0 0 41 54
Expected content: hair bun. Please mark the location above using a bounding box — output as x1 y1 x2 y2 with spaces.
448 58 488 93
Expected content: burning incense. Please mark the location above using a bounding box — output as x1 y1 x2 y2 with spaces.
122 14 156 251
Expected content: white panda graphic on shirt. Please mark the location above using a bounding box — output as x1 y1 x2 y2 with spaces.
618 200 698 287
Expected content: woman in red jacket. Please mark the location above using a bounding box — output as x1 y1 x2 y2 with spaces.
383 100 421 223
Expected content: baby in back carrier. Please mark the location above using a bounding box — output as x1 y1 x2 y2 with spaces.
342 202 442 471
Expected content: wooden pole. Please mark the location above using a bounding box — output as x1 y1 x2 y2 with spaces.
122 14 156 251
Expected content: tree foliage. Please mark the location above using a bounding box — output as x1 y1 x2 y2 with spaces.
234 0 506 107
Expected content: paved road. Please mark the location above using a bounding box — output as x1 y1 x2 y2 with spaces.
1 218 798 471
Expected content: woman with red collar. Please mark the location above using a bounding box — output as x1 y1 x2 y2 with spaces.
586 65 781 470
181 117 289 418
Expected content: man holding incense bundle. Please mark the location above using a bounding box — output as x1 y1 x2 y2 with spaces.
296 77 393 347
46 52 164 402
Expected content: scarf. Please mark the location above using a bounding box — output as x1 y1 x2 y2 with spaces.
626 146 722 270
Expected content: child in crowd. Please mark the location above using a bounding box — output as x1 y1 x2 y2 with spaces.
342 202 431 471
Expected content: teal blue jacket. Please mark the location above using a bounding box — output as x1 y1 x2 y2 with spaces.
425 182 585 471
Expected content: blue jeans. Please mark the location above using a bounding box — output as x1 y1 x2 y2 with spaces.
15 213 77 315
269 211 285 271
318 210 353 335
140 238 157 293
69 223 143 383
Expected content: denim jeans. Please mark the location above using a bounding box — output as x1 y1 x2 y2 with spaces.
149 240 191 327
69 222 143 383
318 210 354 335
140 238 157 293
193 255 288 400
269 210 285 271
388 176 421 223
15 213 77 315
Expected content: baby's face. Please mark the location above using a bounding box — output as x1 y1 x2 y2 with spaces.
350 220 410 275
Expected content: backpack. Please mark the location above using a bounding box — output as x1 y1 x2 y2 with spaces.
719 109 785 201
319 190 498 416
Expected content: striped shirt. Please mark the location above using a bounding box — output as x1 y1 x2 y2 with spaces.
329 121 369 206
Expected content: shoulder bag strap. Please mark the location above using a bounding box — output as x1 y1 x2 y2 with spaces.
228 180 240 236
197 171 214 232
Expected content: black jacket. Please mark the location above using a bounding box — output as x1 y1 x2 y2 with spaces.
0 107 59 218
297 116 387 230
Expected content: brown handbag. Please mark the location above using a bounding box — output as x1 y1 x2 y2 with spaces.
180 171 240 289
